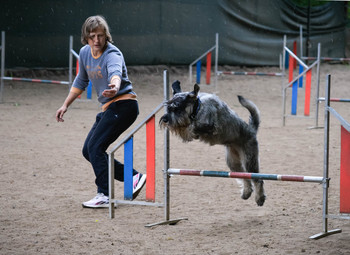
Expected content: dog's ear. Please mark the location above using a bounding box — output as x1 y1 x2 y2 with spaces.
172 80 182 95
194 84 200 94
189 83 200 97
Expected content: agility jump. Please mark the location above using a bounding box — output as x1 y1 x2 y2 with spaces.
309 75 350 239
105 70 349 239
287 26 350 127
188 33 219 87
281 35 321 126
313 88 350 128
299 25 350 63
69 35 92 100
281 34 350 127
146 70 324 229
0 31 91 103
188 33 282 90
107 74 168 218
149 71 349 240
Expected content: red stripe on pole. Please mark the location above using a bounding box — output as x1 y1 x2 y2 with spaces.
76 59 81 99
146 116 156 202
229 172 252 179
206 52 211 85
280 175 304 182
76 59 79 76
304 69 312 116
180 170 201 176
340 126 350 213
293 41 297 69
288 55 294 86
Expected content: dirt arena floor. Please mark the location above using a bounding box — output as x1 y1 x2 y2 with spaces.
0 64 350 254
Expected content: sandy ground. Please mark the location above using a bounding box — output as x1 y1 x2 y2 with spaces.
0 64 350 255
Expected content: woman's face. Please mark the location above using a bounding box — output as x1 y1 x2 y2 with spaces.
87 27 106 56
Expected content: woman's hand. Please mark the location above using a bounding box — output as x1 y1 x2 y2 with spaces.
56 105 68 122
55 91 81 122
102 84 119 98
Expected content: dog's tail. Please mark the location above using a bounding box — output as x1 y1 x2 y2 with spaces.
237 95 260 132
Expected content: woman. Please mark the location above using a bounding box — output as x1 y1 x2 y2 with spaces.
56 15 146 208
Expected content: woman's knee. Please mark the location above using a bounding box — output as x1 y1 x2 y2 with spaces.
86 141 105 160
82 145 89 161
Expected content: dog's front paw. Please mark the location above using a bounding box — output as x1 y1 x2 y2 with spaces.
241 188 253 200
255 195 266 206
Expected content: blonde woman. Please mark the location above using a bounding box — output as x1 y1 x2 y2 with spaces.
56 15 146 208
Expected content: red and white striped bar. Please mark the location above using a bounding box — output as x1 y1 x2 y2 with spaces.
318 97 350 103
168 169 324 183
302 57 350 62
217 71 283 77
2 76 69 85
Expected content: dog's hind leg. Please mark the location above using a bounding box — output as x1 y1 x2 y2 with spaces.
245 143 266 206
226 146 253 201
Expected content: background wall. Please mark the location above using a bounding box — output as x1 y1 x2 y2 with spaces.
0 0 347 68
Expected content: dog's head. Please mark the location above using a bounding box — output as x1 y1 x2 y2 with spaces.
159 80 200 129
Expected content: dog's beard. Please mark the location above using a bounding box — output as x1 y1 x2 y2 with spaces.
159 112 194 142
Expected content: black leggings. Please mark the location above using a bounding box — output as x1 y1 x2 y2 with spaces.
82 100 139 195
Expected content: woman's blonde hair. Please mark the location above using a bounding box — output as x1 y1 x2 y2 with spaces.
81 15 113 45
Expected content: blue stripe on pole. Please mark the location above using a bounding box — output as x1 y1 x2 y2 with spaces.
124 137 133 200
251 173 278 180
87 81 92 99
196 60 201 84
233 72 246 75
202 170 230 177
285 51 289 68
298 65 304 88
291 80 298 115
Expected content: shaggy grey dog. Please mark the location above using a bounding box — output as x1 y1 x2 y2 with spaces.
159 80 266 206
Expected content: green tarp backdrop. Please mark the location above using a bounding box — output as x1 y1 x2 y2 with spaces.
0 0 347 68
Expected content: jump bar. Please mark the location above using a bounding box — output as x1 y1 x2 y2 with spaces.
302 57 350 62
168 169 324 183
319 97 350 103
217 71 283 76
2 76 69 85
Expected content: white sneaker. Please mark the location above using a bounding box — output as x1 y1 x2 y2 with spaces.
133 173 146 200
82 193 109 208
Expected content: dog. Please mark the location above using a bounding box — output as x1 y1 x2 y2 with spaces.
159 80 266 206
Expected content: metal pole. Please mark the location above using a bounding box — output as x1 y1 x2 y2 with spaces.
314 43 321 128
310 74 340 239
189 45 216 67
215 33 219 91
284 47 308 69
69 35 73 89
282 35 287 126
163 70 170 222
310 74 342 239
144 71 188 228
306 0 311 64
300 25 303 59
0 31 5 103
322 74 331 235
109 152 115 218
